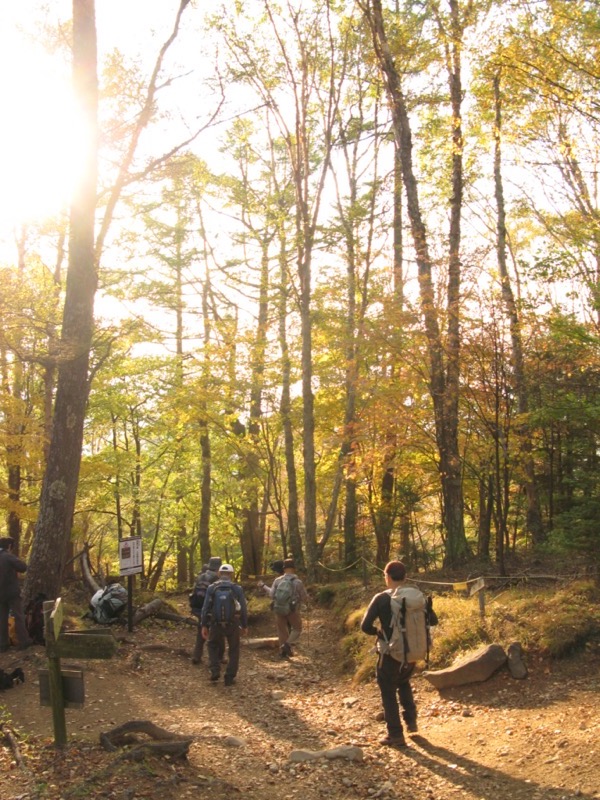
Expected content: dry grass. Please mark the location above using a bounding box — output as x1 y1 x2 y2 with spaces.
336 577 600 683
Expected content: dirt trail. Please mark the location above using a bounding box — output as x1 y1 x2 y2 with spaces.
1 599 599 800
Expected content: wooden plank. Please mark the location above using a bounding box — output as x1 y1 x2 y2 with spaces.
43 598 63 645
39 667 85 709
47 631 117 660
50 598 64 641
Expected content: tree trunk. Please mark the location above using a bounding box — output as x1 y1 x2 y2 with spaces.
24 0 98 605
493 71 544 545
198 276 213 566
278 237 304 568
363 0 469 567
239 243 269 578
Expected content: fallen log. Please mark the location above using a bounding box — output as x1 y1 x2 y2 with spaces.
132 598 166 625
154 611 196 626
100 720 193 759
244 637 280 649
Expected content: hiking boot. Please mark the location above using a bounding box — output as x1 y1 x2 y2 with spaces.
224 676 235 686
191 657 201 665
379 734 407 748
406 720 418 734
281 642 293 658
209 673 220 682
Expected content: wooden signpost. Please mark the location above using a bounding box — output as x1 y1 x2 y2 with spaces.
119 537 143 632
42 598 117 748
469 576 486 617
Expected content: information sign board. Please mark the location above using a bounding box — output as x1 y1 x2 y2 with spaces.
119 536 143 576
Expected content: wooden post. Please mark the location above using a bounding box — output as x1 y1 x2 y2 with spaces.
478 587 486 617
469 577 486 618
127 574 134 633
42 598 117 748
43 599 67 748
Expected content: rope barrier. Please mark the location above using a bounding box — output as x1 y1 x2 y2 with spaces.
316 556 482 591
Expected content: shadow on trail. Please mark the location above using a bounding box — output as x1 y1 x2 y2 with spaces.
231 646 330 751
406 735 595 800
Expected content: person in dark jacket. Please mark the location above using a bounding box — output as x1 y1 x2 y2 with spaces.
201 564 247 686
191 556 221 664
0 537 33 652
360 560 417 747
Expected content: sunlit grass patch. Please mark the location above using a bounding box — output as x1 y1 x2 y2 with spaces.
339 578 600 682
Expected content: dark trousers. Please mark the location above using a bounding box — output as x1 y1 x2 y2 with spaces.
207 622 240 680
376 655 416 736
192 618 205 661
0 594 30 650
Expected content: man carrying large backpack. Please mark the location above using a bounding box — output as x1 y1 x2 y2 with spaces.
270 558 308 659
189 557 221 665
361 560 434 748
201 564 248 686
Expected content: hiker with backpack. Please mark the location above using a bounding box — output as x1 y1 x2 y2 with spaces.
200 564 248 686
189 557 222 665
257 559 285 597
270 558 308 659
361 560 435 748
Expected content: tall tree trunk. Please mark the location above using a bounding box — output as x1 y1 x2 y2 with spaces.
493 71 545 545
363 0 469 566
277 237 304 568
477 472 493 561
4 232 27 549
198 276 212 566
239 244 270 577
111 414 124 541
24 0 98 604
375 144 404 562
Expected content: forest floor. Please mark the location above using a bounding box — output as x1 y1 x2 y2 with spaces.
0 593 599 800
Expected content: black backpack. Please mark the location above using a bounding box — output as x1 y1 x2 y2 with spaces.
189 571 214 616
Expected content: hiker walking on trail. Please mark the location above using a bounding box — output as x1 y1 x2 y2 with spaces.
270 558 308 659
190 557 222 665
361 560 428 748
201 564 248 686
0 537 33 652
257 559 284 597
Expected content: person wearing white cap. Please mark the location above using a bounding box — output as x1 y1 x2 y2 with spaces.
200 564 248 686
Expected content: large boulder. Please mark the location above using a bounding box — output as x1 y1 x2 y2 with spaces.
423 643 507 689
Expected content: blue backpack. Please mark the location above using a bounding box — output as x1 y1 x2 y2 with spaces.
210 581 240 625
